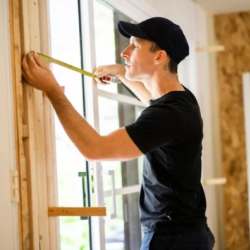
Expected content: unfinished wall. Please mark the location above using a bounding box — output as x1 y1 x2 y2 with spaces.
0 0 19 248
215 11 250 250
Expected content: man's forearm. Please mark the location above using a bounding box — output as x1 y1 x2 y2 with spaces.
47 86 101 160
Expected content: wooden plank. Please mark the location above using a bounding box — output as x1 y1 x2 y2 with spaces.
48 207 107 217
20 0 40 248
196 45 225 52
202 177 227 185
22 125 29 138
8 1 23 249
39 0 59 249
21 0 50 249
9 0 31 249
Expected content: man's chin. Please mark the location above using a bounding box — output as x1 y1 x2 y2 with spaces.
125 72 139 82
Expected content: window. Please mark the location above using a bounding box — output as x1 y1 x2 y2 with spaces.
49 0 146 249
93 1 145 249
49 0 91 249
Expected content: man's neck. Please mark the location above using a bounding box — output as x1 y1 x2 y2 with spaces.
143 72 184 100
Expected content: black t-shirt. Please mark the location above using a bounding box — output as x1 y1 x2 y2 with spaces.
125 86 207 234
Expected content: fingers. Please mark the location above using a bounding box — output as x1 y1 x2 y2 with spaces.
33 52 48 69
26 52 37 69
94 66 108 85
21 52 39 81
94 66 105 78
21 55 30 74
95 77 107 85
22 68 29 82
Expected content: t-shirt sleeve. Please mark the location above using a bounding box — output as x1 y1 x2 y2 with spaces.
125 104 184 154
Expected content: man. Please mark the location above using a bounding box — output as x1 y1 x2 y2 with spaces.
22 17 215 250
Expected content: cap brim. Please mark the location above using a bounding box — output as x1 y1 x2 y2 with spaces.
118 21 151 40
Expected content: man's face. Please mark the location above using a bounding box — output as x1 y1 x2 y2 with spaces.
121 36 157 81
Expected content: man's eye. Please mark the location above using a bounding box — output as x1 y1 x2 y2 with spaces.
133 44 138 48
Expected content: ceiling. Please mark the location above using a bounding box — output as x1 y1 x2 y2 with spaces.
195 0 250 15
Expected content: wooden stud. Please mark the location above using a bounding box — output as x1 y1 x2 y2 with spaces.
22 125 29 138
9 0 32 249
39 0 60 249
202 177 227 185
22 0 50 249
196 45 225 52
21 0 41 248
9 0 52 249
48 207 107 217
8 0 23 249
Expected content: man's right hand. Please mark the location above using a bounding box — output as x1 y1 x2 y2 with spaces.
94 64 150 106
94 64 125 85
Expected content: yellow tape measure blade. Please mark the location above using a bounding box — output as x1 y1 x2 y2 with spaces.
37 52 96 78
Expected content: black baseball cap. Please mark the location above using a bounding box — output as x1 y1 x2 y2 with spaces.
118 17 189 64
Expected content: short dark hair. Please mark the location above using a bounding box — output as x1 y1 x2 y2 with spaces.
149 42 178 74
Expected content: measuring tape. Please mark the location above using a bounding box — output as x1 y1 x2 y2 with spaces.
37 52 121 84
37 52 96 78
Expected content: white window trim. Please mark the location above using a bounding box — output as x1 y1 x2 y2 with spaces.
82 1 161 250
243 72 250 239
103 184 141 197
104 0 160 22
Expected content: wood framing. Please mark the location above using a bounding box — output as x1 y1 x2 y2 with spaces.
9 0 57 249
9 0 28 249
202 177 226 185
196 45 225 52
9 1 107 249
48 207 106 217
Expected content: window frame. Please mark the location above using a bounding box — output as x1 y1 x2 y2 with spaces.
81 1 161 249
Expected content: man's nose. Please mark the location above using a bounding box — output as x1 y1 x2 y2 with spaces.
121 46 129 59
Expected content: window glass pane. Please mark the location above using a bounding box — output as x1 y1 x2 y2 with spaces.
94 1 145 249
49 0 90 249
98 96 143 189
94 0 138 99
105 193 142 250
93 0 117 94
60 218 90 250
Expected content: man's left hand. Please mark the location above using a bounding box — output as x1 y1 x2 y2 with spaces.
22 52 60 94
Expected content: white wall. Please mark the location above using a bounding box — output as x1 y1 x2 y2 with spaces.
0 0 19 249
195 6 223 250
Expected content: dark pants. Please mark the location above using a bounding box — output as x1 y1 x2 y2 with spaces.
140 227 215 250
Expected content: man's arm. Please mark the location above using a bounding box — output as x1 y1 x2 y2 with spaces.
47 87 143 161
94 64 151 106
21 52 143 161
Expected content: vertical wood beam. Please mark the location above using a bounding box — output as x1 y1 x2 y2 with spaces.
9 0 30 249
21 0 50 249
9 0 54 249
39 0 59 249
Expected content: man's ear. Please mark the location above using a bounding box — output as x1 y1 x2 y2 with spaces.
155 50 168 65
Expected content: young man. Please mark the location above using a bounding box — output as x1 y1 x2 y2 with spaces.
22 17 215 250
